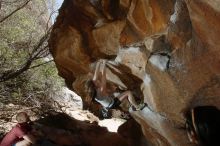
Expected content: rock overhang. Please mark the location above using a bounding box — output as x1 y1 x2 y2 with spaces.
49 0 220 145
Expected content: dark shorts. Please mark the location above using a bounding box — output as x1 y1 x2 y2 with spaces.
109 98 121 109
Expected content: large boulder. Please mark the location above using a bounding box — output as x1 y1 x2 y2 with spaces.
49 0 220 145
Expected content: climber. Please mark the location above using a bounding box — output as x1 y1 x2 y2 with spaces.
185 106 220 146
85 59 146 115
0 112 36 146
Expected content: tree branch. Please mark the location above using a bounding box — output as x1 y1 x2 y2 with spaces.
0 58 32 82
0 6 54 82
45 10 57 32
30 27 52 57
0 29 51 82
0 0 2 10
0 0 32 23
29 60 53 70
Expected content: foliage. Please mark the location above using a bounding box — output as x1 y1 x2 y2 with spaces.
0 0 64 113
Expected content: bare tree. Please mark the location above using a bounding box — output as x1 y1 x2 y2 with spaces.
0 27 53 82
0 0 57 82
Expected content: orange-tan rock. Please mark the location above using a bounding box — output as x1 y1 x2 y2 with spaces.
49 0 220 145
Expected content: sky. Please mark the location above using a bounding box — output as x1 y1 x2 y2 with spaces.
51 0 64 23
55 0 64 10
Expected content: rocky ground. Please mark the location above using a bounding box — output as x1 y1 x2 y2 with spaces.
0 87 127 142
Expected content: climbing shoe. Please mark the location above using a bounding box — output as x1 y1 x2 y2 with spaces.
132 103 148 111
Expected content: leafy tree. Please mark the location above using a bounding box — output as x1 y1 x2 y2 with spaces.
0 0 64 113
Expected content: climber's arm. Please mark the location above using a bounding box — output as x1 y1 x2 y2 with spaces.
93 61 101 81
100 60 107 93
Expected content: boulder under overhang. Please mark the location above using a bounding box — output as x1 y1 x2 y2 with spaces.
49 0 220 145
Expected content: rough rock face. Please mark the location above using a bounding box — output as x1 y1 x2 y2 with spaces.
36 113 130 146
49 0 220 145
